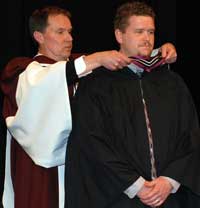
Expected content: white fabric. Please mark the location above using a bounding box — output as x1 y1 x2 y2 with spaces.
74 55 86 75
2 131 14 208
151 48 160 57
58 165 65 208
124 176 145 199
3 60 72 208
6 61 71 167
74 56 92 77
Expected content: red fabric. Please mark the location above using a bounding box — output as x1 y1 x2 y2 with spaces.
0 56 59 208
129 54 165 72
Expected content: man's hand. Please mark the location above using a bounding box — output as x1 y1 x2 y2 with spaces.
96 50 132 70
138 177 173 207
160 42 177 64
137 180 154 199
84 50 131 73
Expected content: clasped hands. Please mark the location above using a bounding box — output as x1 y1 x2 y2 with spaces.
137 176 173 207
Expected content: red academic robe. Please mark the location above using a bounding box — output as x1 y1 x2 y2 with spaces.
0 55 78 208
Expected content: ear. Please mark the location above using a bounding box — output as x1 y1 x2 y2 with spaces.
33 31 44 44
115 29 123 44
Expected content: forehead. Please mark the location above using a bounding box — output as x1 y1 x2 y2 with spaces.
47 14 72 29
128 15 155 29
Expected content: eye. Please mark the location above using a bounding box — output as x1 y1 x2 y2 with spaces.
135 29 143 34
148 30 155 35
57 29 64 34
68 30 72 35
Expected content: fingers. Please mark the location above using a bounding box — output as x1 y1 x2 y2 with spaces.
144 180 156 187
164 56 177 64
138 177 172 207
163 49 177 64
137 181 154 199
109 50 131 70
150 198 163 207
160 43 177 64
140 197 163 207
140 193 164 207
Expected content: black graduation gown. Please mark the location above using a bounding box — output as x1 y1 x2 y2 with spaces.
65 64 200 208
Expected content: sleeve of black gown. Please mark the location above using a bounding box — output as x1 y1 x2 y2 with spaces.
65 61 79 86
161 74 200 196
65 78 140 208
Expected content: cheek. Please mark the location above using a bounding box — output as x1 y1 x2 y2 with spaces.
45 34 59 44
150 35 155 42
49 39 62 51
127 39 137 49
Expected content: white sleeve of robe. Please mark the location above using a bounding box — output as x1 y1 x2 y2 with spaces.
6 60 72 168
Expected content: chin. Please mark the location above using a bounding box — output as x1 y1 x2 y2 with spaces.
63 52 71 59
140 51 151 57
139 48 152 56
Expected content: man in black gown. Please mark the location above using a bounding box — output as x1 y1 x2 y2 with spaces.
65 1 200 208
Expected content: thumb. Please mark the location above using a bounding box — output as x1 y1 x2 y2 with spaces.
144 180 155 187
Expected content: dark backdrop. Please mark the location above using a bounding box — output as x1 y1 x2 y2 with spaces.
0 0 177 68
0 1 196 207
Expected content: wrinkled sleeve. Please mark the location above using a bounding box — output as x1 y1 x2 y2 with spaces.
6 61 72 168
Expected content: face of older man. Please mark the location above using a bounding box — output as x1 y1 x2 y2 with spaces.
36 14 73 61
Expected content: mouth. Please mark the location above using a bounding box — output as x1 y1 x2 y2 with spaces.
64 46 72 51
140 42 152 48
140 44 151 48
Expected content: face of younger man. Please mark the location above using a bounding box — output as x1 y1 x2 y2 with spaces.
115 15 155 58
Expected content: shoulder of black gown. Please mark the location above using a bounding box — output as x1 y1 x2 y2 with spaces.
76 66 135 94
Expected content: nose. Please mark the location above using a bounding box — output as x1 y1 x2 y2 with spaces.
64 31 73 42
67 32 73 41
143 31 150 41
